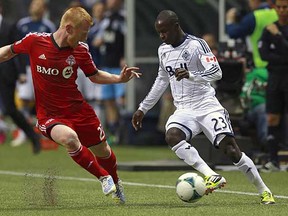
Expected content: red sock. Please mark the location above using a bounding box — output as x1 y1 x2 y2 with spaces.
96 150 119 183
69 145 109 179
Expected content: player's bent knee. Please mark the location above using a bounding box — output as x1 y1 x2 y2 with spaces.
219 137 241 162
58 133 80 150
165 128 186 147
224 143 241 162
100 142 111 156
90 141 111 157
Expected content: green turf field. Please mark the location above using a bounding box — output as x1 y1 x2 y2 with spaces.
0 142 287 216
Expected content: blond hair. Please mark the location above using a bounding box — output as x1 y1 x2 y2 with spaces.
60 7 93 28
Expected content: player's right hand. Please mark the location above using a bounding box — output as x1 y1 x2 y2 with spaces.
175 68 189 81
132 110 144 131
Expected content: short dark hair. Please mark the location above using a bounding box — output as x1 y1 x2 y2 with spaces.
156 10 179 25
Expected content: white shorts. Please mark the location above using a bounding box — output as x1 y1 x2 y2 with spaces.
76 68 101 101
165 108 234 147
17 66 34 100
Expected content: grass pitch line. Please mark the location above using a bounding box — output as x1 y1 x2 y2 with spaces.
0 170 287 200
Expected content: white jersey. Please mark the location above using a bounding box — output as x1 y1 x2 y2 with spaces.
139 34 224 115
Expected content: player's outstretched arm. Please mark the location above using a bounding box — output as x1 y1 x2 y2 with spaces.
89 65 141 84
132 110 144 131
0 45 17 63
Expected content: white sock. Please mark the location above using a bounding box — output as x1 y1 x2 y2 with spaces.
172 140 217 176
234 152 271 194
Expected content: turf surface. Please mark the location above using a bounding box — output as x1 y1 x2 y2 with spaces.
0 142 287 216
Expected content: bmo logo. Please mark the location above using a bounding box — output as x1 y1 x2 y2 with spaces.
36 65 59 75
36 65 74 79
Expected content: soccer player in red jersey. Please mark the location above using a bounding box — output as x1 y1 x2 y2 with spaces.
0 7 140 204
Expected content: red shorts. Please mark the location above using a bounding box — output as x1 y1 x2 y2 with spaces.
37 116 106 148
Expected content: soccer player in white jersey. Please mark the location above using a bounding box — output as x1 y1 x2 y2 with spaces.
131 10 275 204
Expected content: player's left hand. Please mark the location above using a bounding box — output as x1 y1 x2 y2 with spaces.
175 68 189 81
120 65 141 82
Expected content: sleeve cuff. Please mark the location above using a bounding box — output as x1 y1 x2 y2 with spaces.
138 106 148 115
188 71 195 81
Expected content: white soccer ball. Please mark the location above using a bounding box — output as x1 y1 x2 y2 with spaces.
176 172 206 203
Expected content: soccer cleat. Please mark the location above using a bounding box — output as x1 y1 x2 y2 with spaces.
260 191 275 205
99 175 116 196
112 179 125 204
204 175 226 194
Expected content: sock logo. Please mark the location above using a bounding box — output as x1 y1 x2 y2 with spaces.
87 160 93 168
246 167 252 173
185 145 191 150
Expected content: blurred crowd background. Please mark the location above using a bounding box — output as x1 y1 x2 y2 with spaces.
0 0 287 169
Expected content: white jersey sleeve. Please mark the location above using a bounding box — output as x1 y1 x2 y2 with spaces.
138 61 169 114
188 39 222 82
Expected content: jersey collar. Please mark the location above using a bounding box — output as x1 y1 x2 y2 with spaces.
51 33 72 50
172 33 188 48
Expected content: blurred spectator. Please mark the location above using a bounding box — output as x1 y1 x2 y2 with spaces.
225 0 278 149
89 1 106 66
96 0 125 144
202 33 218 57
68 0 83 8
0 97 7 144
79 0 99 9
226 0 278 69
14 0 56 145
239 67 268 153
0 120 7 144
215 39 246 116
258 0 288 172
76 1 107 124
0 0 41 153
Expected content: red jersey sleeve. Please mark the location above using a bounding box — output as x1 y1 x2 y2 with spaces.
77 42 98 77
12 32 36 54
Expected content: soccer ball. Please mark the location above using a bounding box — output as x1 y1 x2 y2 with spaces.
176 172 206 203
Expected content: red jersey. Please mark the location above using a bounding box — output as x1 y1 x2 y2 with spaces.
12 32 97 121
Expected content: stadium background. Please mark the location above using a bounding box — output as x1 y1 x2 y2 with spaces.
2 0 247 111
2 0 257 149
